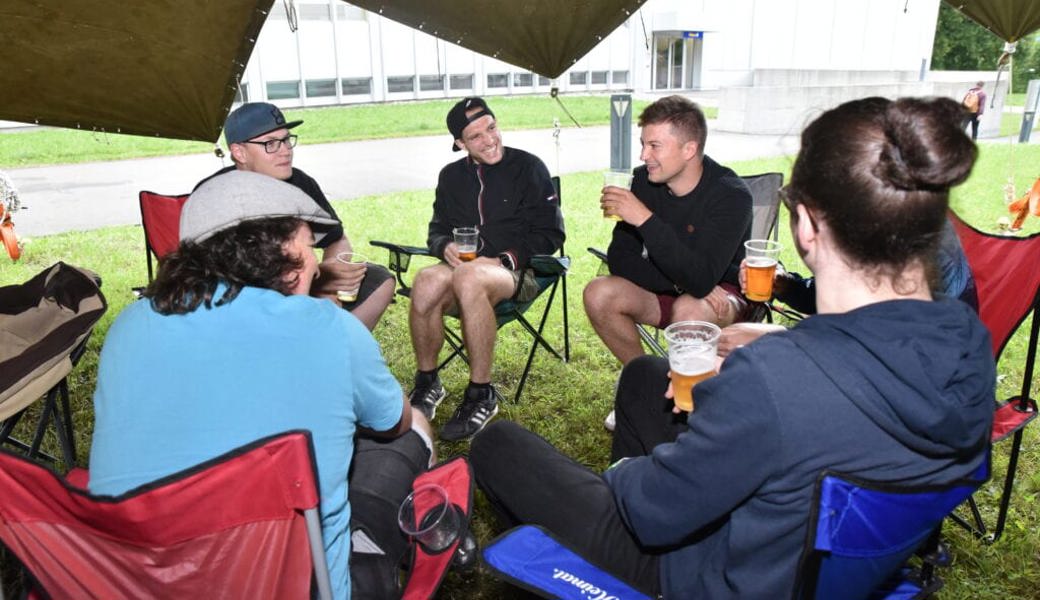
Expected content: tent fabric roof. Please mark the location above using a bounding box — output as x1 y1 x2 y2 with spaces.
345 0 648 81
0 0 272 142
945 0 1040 43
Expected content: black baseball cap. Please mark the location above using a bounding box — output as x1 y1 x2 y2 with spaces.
224 102 303 145
446 97 495 151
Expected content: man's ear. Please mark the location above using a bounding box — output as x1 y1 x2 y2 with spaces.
454 139 465 151
682 140 700 161
228 142 246 164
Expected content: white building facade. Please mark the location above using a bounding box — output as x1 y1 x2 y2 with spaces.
239 0 1004 134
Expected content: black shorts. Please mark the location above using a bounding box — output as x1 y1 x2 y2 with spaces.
341 263 393 310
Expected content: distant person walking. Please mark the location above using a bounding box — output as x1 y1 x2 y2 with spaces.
962 81 986 141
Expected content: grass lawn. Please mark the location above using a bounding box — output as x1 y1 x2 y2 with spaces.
0 95 705 169
1 146 1039 597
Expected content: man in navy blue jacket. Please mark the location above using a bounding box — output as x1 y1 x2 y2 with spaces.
407 98 564 442
470 96 994 599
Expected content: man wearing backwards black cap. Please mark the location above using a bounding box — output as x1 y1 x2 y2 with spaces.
407 97 565 442
90 170 437 600
194 102 395 331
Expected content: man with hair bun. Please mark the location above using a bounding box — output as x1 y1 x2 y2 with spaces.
470 96 993 599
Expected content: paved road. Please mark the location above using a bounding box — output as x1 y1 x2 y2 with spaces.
7 124 801 237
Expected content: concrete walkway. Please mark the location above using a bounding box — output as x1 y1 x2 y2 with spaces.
8 123 801 237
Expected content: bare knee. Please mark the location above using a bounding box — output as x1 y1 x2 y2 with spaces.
411 267 453 313
583 276 620 318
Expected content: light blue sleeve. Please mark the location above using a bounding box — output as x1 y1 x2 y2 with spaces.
344 315 405 432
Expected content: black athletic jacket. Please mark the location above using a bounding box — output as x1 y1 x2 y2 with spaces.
427 148 564 270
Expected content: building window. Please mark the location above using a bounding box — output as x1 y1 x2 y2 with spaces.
487 73 509 88
569 71 588 86
419 75 445 91
387 76 415 93
538 76 551 87
612 70 629 85
341 77 372 96
513 73 533 87
305 79 337 98
267 80 300 100
299 3 331 20
591 71 608 84
234 83 249 103
336 4 366 20
450 74 474 90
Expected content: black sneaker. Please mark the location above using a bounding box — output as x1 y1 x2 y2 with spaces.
440 385 498 441
409 377 446 420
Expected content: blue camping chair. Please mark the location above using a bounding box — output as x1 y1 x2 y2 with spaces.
481 459 987 600
793 459 989 600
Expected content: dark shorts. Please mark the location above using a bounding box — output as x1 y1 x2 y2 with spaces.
341 263 393 310
511 268 543 303
655 282 755 328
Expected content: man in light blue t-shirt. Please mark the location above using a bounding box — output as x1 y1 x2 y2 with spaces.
89 171 434 599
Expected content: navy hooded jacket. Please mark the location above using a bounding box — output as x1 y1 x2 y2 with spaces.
604 298 994 599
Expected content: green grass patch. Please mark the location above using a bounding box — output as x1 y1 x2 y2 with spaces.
0 95 712 169
1 148 1038 598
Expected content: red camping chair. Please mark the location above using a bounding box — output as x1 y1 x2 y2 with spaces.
139 190 190 284
0 430 332 599
947 211 1039 543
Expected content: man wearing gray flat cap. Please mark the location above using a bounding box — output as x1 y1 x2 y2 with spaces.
89 169 437 600
195 101 394 330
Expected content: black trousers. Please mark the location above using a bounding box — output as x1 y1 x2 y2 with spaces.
471 356 688 597
964 114 981 140
348 431 430 599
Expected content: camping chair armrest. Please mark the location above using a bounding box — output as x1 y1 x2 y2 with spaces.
369 240 434 294
529 254 569 276
586 247 608 263
369 240 432 258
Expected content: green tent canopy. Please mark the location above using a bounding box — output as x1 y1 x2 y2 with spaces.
0 0 272 142
0 0 645 143
347 0 648 80
945 0 1040 42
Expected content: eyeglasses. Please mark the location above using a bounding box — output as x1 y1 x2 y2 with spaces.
243 134 297 154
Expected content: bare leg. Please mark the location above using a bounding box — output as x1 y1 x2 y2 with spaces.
671 287 739 328
451 262 516 383
583 276 663 366
409 264 458 371
350 278 396 331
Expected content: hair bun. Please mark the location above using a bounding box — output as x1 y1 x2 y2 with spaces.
875 98 977 192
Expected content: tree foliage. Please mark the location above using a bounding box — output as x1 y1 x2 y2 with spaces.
932 3 1040 93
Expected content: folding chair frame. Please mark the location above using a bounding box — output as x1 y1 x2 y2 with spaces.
587 172 784 356
793 459 988 600
0 332 92 468
946 212 1039 544
370 177 569 403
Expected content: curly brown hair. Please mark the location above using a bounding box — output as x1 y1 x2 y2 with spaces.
145 217 306 315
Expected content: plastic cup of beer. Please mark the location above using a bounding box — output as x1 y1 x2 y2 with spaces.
743 239 782 302
453 226 479 262
334 251 368 303
602 170 633 222
664 321 721 412
397 483 460 553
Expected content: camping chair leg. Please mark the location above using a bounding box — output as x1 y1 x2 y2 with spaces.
638 326 666 356
990 429 1027 543
437 328 468 371
54 379 77 466
561 271 570 361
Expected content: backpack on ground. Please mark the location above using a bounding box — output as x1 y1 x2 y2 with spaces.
962 89 980 113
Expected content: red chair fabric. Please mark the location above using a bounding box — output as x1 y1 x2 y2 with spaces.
139 191 189 282
948 211 1039 542
0 430 329 599
401 456 473 600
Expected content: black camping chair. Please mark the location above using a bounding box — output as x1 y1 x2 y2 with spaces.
370 176 569 404
588 172 784 356
0 262 107 469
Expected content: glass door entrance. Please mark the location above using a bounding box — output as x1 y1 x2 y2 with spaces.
653 33 702 90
